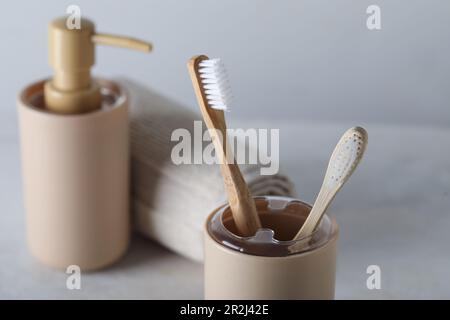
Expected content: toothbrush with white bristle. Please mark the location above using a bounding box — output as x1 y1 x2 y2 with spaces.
188 55 262 237
293 126 368 240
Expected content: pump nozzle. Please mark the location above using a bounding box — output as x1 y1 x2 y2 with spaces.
92 33 152 52
44 17 152 114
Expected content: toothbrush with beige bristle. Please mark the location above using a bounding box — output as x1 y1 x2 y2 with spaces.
188 55 262 237
293 126 368 240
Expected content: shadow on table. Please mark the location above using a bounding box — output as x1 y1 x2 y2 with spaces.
108 234 197 272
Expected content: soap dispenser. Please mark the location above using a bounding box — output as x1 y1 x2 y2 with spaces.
18 17 152 270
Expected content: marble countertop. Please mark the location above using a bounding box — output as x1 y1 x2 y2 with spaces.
1 118 449 299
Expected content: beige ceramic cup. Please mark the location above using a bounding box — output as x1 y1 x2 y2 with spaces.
18 79 129 271
204 196 339 299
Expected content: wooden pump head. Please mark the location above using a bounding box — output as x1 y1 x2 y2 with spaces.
44 17 152 114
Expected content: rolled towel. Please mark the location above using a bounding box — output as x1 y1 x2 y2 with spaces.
121 78 296 262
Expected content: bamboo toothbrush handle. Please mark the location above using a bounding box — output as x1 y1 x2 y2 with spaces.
294 186 336 239
293 126 368 240
188 56 261 236
204 102 260 235
211 116 261 236
220 163 261 235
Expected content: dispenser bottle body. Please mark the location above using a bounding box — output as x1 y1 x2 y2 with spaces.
18 79 130 270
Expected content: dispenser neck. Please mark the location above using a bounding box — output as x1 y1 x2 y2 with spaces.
53 70 92 91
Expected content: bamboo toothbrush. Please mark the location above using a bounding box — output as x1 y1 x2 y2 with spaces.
293 127 368 240
188 55 262 237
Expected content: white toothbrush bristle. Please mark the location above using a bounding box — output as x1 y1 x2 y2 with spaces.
198 58 232 111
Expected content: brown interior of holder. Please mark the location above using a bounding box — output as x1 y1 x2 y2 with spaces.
221 199 311 241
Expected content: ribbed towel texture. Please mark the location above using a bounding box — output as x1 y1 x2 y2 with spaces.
122 79 296 262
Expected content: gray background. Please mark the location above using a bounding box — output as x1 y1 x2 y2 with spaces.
1 1 449 299
1 0 450 127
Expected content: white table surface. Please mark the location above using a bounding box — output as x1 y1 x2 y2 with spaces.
1 117 449 299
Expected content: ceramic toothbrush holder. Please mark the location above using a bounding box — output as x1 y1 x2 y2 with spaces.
204 196 339 299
